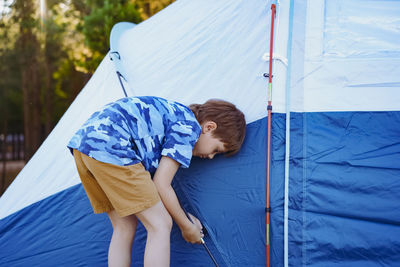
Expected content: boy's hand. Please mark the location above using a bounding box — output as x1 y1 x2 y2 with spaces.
181 213 204 244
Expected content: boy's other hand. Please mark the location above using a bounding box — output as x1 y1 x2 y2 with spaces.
181 213 204 244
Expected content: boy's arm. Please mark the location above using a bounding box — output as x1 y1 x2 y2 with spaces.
153 156 203 244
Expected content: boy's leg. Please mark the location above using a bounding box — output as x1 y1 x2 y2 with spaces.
136 201 172 267
74 150 165 265
107 210 138 267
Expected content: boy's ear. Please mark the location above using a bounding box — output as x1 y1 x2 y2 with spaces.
202 121 217 133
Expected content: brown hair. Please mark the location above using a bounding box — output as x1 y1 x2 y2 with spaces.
189 99 246 156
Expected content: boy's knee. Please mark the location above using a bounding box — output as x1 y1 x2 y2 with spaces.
148 212 172 234
164 213 173 231
157 212 173 233
137 201 172 234
112 217 137 236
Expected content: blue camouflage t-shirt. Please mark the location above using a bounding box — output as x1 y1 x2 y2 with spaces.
68 96 201 174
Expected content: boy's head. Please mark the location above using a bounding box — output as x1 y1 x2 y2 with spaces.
190 99 246 158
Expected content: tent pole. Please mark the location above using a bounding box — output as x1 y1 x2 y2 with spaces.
266 4 276 267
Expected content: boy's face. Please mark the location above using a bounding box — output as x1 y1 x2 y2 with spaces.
193 121 226 159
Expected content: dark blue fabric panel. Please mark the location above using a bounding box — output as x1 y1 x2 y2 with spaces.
288 111 400 267
135 116 280 267
5 112 397 267
0 184 111 267
0 117 276 267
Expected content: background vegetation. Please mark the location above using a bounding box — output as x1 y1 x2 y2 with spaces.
0 0 175 193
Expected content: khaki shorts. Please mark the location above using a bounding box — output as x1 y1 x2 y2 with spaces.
73 149 160 217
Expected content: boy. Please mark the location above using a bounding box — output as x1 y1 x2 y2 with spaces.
68 96 246 267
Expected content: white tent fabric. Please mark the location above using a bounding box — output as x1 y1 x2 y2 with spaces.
0 0 289 219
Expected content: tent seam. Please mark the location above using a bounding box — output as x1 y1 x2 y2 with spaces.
283 0 295 266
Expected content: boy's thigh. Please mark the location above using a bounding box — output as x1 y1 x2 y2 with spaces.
74 150 160 217
73 149 113 214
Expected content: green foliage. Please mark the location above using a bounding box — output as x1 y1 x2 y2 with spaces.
0 45 23 133
0 2 27 133
81 0 142 72
135 0 176 20
0 0 174 159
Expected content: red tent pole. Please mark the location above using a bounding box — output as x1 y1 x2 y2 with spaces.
266 4 276 267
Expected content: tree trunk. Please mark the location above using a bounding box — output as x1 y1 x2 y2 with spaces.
16 0 42 162
1 115 8 194
22 60 41 161
44 61 53 136
43 41 54 137
21 62 33 161
21 57 41 161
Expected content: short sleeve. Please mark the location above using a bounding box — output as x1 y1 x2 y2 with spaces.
161 120 201 168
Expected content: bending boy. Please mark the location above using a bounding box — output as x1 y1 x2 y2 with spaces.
68 96 246 267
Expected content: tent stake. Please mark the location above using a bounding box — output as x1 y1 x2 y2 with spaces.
184 211 220 267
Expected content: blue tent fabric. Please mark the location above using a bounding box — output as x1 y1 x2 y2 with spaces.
0 185 110 266
288 112 400 266
131 118 270 267
0 119 269 267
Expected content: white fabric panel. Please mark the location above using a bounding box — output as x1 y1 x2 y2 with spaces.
0 57 126 219
1 0 289 218
292 0 400 112
114 0 289 119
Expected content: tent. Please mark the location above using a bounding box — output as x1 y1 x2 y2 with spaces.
1 0 399 266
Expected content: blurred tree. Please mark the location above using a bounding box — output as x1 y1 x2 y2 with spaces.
41 1 66 135
0 7 21 191
12 0 42 161
0 5 22 135
0 0 176 193
0 0 175 163
135 0 176 20
73 0 142 73
40 0 89 135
